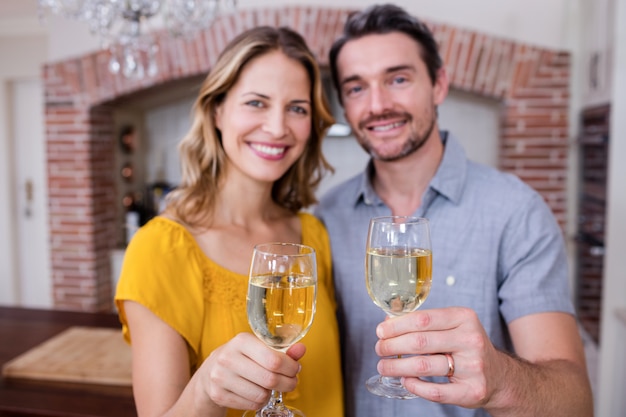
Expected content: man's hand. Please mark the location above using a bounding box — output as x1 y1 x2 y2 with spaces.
374 307 593 417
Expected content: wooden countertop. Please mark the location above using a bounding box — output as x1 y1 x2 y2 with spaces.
0 306 136 417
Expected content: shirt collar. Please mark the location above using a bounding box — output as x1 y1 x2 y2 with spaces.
353 130 468 207
430 130 467 205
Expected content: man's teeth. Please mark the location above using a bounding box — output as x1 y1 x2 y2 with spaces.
251 143 286 156
371 121 404 131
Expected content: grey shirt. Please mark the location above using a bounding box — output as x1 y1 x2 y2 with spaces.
314 132 575 417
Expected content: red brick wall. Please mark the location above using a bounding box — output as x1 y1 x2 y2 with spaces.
43 6 570 311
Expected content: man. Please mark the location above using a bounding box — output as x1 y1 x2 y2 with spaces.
314 4 593 417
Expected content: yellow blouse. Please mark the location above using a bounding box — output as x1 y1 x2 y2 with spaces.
115 213 343 417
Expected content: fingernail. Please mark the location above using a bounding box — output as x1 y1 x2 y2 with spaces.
376 324 384 339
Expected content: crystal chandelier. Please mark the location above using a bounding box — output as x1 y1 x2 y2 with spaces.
37 0 237 78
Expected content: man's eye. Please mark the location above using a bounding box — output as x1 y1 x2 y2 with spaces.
392 76 407 85
345 85 363 97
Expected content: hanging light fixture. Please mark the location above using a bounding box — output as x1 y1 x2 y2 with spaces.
37 0 237 79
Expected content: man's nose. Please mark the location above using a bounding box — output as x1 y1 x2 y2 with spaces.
368 85 392 114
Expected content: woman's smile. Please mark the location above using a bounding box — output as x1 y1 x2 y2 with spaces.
249 142 288 160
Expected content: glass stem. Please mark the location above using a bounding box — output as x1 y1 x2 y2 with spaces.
269 390 284 407
262 390 289 413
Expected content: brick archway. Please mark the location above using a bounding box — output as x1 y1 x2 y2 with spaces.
43 6 569 311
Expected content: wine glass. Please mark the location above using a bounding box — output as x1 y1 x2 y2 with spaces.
365 216 432 399
244 242 317 417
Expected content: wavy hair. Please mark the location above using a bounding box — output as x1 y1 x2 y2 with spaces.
166 26 334 228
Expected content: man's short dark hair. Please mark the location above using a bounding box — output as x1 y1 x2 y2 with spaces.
329 3 443 97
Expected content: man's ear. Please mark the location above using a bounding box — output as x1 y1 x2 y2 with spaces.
433 67 450 106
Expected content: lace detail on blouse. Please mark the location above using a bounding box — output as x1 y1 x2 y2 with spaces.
202 256 248 313
156 217 249 312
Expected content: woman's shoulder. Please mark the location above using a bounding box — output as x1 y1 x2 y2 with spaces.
128 215 196 256
298 212 327 235
298 212 330 253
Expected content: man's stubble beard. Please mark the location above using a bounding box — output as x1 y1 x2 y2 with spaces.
355 109 437 163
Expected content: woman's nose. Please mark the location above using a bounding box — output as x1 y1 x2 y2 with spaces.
262 109 287 138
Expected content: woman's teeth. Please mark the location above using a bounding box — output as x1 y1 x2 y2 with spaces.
251 143 286 156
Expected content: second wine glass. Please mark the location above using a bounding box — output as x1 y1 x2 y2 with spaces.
244 242 317 417
365 216 432 399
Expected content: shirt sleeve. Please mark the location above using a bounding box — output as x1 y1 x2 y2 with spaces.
497 192 575 323
114 218 206 353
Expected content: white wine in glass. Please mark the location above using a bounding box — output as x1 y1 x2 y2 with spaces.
244 242 317 417
365 216 432 399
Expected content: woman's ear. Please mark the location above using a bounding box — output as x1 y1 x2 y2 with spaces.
213 102 223 131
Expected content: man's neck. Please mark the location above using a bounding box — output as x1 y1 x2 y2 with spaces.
371 133 444 216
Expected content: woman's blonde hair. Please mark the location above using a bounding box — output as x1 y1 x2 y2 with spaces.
166 26 335 228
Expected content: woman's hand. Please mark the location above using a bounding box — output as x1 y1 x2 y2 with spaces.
197 333 306 412
124 300 306 417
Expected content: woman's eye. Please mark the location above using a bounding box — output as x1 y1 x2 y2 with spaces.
246 100 264 108
289 105 308 115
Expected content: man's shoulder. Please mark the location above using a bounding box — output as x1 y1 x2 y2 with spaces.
458 161 557 229
466 161 538 200
316 173 363 211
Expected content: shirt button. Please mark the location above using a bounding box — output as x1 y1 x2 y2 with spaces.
445 275 456 286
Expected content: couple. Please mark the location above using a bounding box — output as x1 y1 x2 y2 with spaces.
115 4 593 417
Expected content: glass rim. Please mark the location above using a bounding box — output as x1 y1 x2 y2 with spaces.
253 242 316 255
369 216 429 225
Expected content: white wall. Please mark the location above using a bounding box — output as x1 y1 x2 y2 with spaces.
143 97 195 185
597 1 626 415
0 33 48 306
10 79 52 308
579 0 617 106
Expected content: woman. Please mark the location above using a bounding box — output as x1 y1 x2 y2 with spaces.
115 26 343 417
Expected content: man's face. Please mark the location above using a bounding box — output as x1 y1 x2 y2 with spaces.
336 32 448 161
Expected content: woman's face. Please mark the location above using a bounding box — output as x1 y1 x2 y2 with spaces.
214 50 312 184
